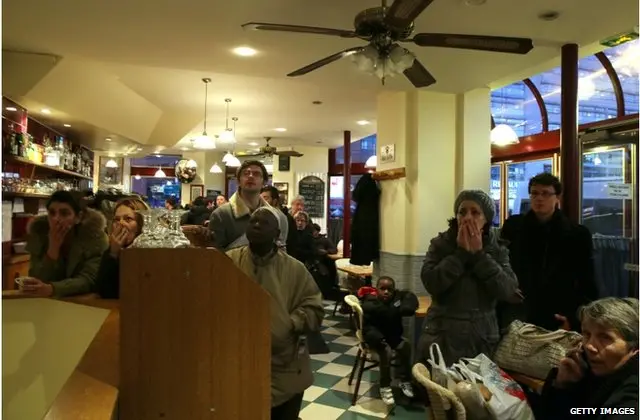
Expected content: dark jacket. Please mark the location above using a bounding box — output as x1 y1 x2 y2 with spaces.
350 174 380 265
26 208 108 297
293 226 316 263
418 224 518 365
313 235 337 256
94 250 121 299
282 207 298 255
499 210 597 332
181 205 212 226
362 290 419 349
538 353 638 419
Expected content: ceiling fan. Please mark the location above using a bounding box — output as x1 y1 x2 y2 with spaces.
236 137 304 158
242 0 534 88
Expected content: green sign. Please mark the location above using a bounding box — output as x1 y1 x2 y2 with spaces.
600 31 639 48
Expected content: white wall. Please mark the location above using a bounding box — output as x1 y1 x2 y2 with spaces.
180 151 226 205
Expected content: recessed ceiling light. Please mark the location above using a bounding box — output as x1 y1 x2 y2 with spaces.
180 147 189 151
464 0 487 5
105 137 112 142
63 124 71 128
232 46 258 57
357 120 371 126
274 128 287 132
136 147 143 151
41 108 51 114
5 106 17 112
248 142 259 146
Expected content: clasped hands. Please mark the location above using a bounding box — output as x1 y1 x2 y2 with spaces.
456 219 483 254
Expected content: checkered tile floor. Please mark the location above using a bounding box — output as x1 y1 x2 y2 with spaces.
299 301 429 420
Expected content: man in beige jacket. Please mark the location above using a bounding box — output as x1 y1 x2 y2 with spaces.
226 207 324 420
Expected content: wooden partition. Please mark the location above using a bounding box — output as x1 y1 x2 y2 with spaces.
119 248 271 420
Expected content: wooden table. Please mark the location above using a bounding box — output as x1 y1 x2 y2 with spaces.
337 264 373 278
3 292 120 419
415 295 431 318
328 253 343 261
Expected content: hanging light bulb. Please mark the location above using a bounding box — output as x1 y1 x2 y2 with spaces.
105 159 118 168
222 151 234 163
490 124 520 146
226 155 241 167
219 99 235 141
365 155 377 168
193 78 216 149
134 175 141 180
210 163 223 173
154 167 166 178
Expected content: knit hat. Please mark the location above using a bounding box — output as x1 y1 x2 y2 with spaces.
253 206 282 231
236 160 268 181
454 189 495 222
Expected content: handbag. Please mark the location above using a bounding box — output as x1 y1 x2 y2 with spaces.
494 320 582 380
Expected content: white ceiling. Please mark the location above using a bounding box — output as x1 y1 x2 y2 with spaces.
2 0 638 155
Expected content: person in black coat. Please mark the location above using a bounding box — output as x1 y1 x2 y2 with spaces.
499 173 598 332
181 196 212 226
350 173 380 266
537 297 638 419
360 276 419 405
94 197 149 298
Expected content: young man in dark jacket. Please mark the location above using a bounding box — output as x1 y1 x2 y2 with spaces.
499 173 598 332
360 276 419 406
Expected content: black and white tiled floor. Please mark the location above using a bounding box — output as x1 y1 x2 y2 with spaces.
299 301 429 420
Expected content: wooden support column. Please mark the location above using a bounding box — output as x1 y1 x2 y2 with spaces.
342 130 351 258
560 43 580 223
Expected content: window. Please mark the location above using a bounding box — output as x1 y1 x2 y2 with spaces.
335 134 377 165
490 164 501 226
491 81 542 136
604 39 640 115
505 159 553 217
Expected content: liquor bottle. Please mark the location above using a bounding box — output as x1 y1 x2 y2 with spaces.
6 123 18 156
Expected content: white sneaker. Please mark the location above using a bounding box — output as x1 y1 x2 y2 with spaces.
399 381 414 398
380 386 395 405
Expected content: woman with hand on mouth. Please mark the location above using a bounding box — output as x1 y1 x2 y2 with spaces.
539 297 639 419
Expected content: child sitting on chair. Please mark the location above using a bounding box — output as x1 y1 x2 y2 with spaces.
359 276 419 406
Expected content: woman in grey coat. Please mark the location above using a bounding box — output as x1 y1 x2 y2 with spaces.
418 190 518 366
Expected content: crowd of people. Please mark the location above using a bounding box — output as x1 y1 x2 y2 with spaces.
20 159 638 419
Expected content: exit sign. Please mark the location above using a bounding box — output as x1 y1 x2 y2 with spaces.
600 31 639 48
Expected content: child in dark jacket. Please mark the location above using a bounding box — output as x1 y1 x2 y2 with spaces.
359 276 419 406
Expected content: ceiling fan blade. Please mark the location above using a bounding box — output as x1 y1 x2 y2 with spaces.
242 22 357 38
384 0 435 30
413 33 534 54
403 59 436 88
276 150 304 157
287 47 364 77
236 151 263 157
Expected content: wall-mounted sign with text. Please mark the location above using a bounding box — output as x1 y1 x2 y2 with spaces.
606 183 633 199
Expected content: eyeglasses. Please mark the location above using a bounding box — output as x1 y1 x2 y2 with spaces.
530 191 556 199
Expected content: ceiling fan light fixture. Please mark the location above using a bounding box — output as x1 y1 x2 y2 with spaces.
490 124 520 146
352 45 415 80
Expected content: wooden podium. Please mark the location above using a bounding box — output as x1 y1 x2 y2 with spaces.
119 248 271 420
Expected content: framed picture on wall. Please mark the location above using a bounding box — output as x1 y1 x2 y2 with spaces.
273 182 289 206
190 184 204 200
98 156 124 188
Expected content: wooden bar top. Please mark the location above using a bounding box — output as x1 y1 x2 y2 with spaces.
337 264 373 277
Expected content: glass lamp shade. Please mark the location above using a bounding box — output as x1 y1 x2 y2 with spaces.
490 124 519 146
154 168 166 178
193 134 216 149
226 156 241 167
209 163 223 173
222 152 234 163
219 129 235 143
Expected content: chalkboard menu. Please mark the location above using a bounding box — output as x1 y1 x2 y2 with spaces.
298 176 325 218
